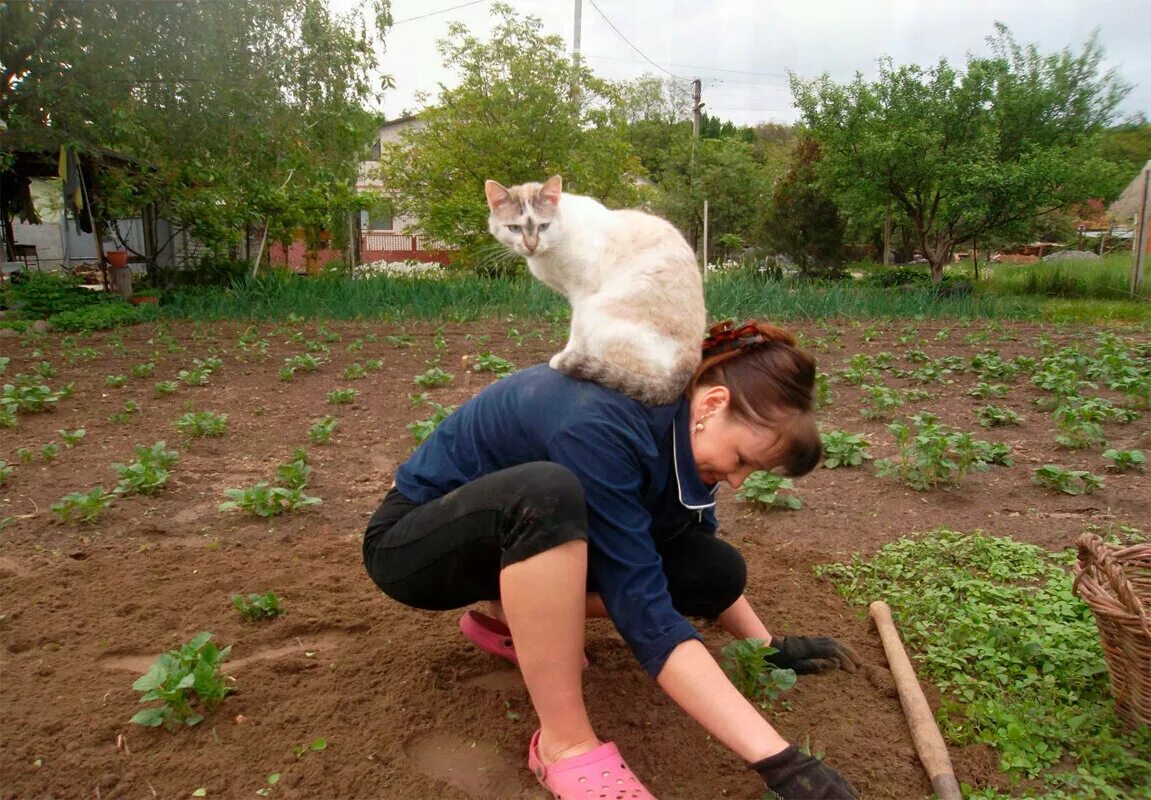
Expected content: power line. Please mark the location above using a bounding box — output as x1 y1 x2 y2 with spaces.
392 0 487 25
584 0 685 81
582 52 787 81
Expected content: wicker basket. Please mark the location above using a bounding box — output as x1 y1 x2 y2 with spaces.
1072 533 1151 728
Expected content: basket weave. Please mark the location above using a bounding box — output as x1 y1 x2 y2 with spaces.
1072 533 1151 727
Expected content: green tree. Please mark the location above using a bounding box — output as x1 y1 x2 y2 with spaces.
762 139 846 277
376 3 640 272
791 24 1129 281
1099 117 1151 196
619 75 692 183
2 0 391 260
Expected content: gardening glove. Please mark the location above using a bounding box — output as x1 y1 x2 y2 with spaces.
765 635 862 674
752 744 859 799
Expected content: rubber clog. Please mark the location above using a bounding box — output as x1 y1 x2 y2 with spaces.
528 729 657 800
458 610 589 668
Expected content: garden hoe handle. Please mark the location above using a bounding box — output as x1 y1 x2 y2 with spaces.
869 600 962 800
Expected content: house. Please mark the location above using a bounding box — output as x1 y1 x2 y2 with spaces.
1109 160 1151 257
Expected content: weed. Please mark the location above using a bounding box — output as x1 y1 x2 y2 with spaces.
736 472 801 510
51 487 115 523
232 591 285 622
130 631 232 729
1032 465 1104 495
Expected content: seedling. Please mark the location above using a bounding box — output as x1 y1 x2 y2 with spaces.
1102 448 1146 473
860 384 904 421
326 388 358 405
220 450 319 517
278 367 296 382
308 416 339 444
407 402 457 444
130 631 232 729
58 428 86 447
285 353 322 372
105 374 127 388
174 411 230 438
274 449 311 490
2 382 66 412
39 443 59 462
293 737 327 759
33 361 58 378
15 447 33 464
813 371 833 409
0 460 12 484
51 487 115 523
255 774 281 797
875 413 999 491
967 382 1010 399
386 334 415 349
131 362 156 378
232 591 285 622
736 472 801 510
471 352 516 377
414 367 453 388
820 430 870 469
364 358 383 371
342 363 367 380
720 639 796 706
346 338 365 353
0 406 15 428
114 442 179 495
1032 465 1104 495
1052 406 1108 450
976 406 1021 428
193 356 223 373
177 367 210 386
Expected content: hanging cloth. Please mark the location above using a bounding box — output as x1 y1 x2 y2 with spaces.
58 145 91 233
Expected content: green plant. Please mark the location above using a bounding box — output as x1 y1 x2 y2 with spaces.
719 639 796 706
860 384 904 421
284 353 322 372
50 487 115 523
130 631 233 729
471 352 516 377
177 367 210 386
967 382 1010 399
0 460 12 485
255 773 282 797
33 361 58 378
1102 448 1146 473
1032 464 1104 495
364 358 383 371
278 366 296 382
39 443 59 461
131 362 156 378
15 447 33 464
220 450 320 517
308 415 339 444
2 381 66 412
114 442 179 495
407 402 458 444
820 430 871 468
274 449 312 490
342 363 367 380
736 471 801 510
105 374 127 388
154 380 179 396
0 406 15 428
326 387 358 405
874 412 999 491
49 302 140 332
414 366 453 388
232 591 285 622
813 371 833 409
174 411 230 438
386 334 415 348
58 428 86 447
292 737 328 759
976 405 1021 428
1052 405 1109 450
816 529 1151 793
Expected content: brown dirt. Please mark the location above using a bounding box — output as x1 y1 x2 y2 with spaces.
1 318 1147 800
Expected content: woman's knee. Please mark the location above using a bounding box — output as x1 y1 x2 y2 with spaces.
665 534 747 619
497 462 588 567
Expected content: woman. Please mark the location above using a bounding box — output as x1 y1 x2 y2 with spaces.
363 320 860 799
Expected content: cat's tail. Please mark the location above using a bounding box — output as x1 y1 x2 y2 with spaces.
555 351 698 406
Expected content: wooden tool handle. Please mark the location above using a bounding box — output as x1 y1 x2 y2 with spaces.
869 600 962 800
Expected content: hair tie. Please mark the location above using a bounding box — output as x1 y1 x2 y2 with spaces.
702 320 779 358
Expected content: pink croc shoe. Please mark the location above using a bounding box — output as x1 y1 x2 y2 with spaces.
458 610 589 668
528 729 657 800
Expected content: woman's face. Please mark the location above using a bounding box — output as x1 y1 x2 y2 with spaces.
689 385 785 489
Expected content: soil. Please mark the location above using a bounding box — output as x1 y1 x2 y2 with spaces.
1 318 1147 800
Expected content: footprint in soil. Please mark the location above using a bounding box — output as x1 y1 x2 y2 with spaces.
403 730 530 799
98 629 349 674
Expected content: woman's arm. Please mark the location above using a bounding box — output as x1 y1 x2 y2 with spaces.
655 638 787 763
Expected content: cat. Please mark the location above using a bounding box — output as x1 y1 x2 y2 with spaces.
484 175 705 406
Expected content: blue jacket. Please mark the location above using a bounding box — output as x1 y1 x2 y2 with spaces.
395 364 719 677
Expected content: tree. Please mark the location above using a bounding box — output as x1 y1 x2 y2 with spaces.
2 0 391 259
762 139 846 277
791 24 1130 281
618 75 692 183
376 3 640 271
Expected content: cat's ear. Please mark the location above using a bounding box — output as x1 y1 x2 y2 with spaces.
538 175 563 208
485 180 515 213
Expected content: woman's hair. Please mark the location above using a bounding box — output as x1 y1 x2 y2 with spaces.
691 321 821 476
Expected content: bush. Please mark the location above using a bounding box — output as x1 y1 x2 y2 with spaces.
7 272 101 318
49 301 141 332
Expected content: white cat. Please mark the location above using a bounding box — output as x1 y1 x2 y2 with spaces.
484 175 705 405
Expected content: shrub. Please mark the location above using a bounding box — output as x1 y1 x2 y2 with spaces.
49 301 141 332
9 272 100 317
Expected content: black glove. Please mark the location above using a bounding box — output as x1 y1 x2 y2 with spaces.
752 744 859 799
765 635 862 674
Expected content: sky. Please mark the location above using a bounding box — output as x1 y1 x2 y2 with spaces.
331 0 1151 128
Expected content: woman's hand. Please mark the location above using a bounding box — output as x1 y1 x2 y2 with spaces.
765 635 862 674
752 744 859 799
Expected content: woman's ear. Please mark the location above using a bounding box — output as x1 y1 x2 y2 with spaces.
697 385 730 416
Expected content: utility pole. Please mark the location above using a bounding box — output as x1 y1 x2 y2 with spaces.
572 0 582 69
691 78 703 138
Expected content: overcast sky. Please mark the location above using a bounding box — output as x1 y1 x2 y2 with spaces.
335 0 1150 127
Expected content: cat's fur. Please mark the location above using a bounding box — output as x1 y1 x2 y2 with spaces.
485 175 705 405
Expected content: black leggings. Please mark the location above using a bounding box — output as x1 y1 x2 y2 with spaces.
363 462 746 618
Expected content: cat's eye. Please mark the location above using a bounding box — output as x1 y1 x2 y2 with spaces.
507 224 522 233
538 223 551 231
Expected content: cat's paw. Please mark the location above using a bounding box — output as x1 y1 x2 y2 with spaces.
548 352 568 371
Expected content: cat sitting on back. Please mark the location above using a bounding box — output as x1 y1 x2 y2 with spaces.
484 175 705 406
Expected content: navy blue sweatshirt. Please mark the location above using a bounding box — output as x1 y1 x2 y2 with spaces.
395 364 719 677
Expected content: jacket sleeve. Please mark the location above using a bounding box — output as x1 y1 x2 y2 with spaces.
548 423 701 678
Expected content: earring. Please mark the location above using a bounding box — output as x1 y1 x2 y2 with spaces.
694 420 705 432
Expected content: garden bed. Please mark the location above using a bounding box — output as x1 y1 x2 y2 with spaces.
1 317 1148 799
